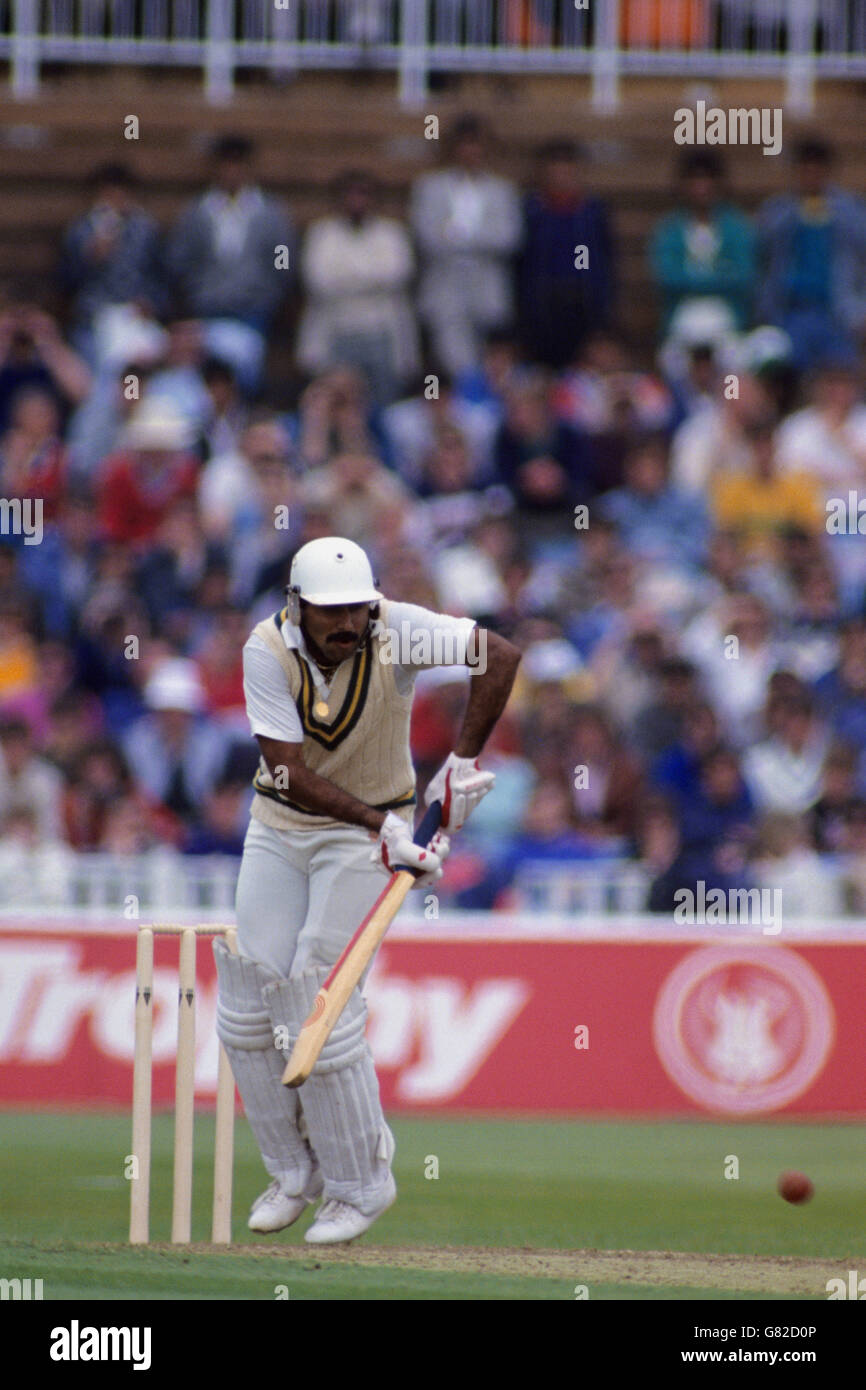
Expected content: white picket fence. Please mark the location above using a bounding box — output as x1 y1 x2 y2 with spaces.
0 1 861 109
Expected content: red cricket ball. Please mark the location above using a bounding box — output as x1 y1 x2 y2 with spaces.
777 1170 814 1205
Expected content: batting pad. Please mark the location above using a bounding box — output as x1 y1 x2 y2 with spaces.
213 938 320 1199
264 968 396 1215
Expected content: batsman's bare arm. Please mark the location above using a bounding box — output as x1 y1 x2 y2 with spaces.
454 628 521 758
256 737 388 833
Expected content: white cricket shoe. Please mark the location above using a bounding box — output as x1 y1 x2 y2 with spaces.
304 1176 397 1245
248 1181 309 1233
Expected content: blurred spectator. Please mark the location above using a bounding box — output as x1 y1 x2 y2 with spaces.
639 794 751 915
519 140 615 367
650 150 755 333
0 715 64 840
66 356 159 478
201 357 248 459
681 592 781 743
97 398 200 544
296 366 387 472
651 699 721 798
135 496 224 640
742 690 828 814
184 776 249 855
122 658 232 824
410 114 522 374
297 170 418 404
0 304 91 433
756 137 866 370
710 416 823 560
632 656 701 762
382 368 497 487
60 163 164 365
600 436 709 573
670 367 775 495
750 812 844 919
569 704 642 840
301 450 410 556
677 745 755 853
775 361 866 497
554 331 674 489
0 387 67 520
810 743 862 853
167 135 294 392
812 618 866 783
199 414 294 544
146 318 213 432
0 593 39 704
493 368 596 542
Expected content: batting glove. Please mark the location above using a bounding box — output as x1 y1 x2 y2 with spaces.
370 811 447 883
424 752 496 831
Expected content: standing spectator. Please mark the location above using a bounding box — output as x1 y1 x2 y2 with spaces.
167 135 294 392
410 114 522 375
97 397 199 545
297 170 419 405
59 163 164 366
650 150 755 334
756 137 866 370
519 140 615 368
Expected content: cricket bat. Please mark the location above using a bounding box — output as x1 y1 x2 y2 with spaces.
281 800 443 1087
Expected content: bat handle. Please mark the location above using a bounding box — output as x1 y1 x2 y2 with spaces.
394 799 442 875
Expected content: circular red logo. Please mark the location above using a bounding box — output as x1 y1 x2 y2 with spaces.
652 945 835 1114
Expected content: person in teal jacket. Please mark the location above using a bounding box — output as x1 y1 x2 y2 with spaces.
650 150 756 334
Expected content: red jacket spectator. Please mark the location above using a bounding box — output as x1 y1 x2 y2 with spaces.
97 397 199 543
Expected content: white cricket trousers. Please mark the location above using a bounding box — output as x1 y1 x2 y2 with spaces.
234 816 391 978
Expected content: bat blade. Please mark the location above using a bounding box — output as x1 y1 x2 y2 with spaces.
281 801 442 1087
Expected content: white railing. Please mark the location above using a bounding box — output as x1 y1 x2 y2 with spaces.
0 1 863 109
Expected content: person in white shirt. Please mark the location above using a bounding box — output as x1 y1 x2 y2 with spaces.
297 170 418 405
410 114 523 375
775 360 866 498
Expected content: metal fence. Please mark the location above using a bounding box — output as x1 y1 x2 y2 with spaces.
0 1 862 109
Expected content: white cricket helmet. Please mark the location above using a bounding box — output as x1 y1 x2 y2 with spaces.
287 537 382 611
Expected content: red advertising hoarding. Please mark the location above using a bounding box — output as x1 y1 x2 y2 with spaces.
1 919 863 1116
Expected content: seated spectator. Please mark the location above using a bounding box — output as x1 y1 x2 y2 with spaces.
670 367 776 495
650 149 755 333
410 113 522 375
810 743 862 853
381 368 497 487
600 436 709 573
632 656 701 763
297 169 418 405
0 715 65 841
639 794 751 915
680 592 781 743
776 556 840 683
200 356 248 460
519 140 614 367
403 426 512 560
742 689 828 814
300 450 410 557
295 366 388 472
750 812 844 919
167 134 294 392
0 593 39 704
0 303 91 434
756 137 866 370
97 398 199 544
66 355 159 479
775 360 866 499
0 806 72 906
122 657 231 825
494 368 596 543
60 162 164 366
553 331 674 491
677 745 755 853
146 318 214 432
198 414 295 544
135 496 224 639
453 327 521 422
651 699 721 798
0 387 67 520
812 617 866 784
710 416 823 560
569 704 643 840
184 776 249 856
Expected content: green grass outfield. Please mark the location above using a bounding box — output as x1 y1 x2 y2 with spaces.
0 1112 863 1300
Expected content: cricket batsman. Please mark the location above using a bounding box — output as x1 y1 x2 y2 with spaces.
214 537 521 1243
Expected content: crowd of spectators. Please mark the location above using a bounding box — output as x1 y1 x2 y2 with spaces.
2 117 866 916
